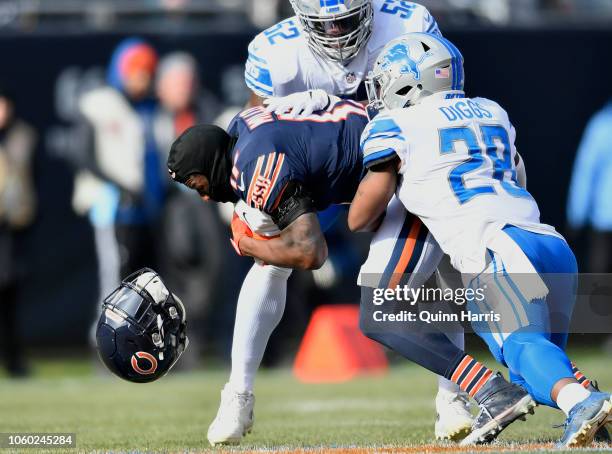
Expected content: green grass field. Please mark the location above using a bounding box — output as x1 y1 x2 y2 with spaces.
0 349 610 453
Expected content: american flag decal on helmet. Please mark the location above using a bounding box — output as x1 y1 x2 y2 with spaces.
435 67 450 79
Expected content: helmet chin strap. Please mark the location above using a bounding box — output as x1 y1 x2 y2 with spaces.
403 87 427 108
172 293 188 323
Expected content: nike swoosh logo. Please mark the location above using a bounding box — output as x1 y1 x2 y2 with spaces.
237 173 246 192
242 211 250 226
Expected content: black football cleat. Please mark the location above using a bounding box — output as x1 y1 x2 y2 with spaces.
460 372 536 445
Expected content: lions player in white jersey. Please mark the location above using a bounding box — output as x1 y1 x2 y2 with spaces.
245 0 440 104
350 33 612 448
207 0 471 446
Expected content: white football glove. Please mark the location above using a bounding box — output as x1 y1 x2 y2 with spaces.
264 89 331 118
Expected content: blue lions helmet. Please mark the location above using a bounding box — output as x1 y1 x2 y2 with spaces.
290 0 373 64
366 33 464 114
95 268 188 383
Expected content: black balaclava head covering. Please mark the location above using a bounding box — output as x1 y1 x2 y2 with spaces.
167 124 238 203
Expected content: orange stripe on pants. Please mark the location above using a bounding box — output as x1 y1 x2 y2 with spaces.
388 218 422 289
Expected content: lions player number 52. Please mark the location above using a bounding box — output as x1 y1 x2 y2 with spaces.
264 19 300 45
440 125 530 204
380 0 416 19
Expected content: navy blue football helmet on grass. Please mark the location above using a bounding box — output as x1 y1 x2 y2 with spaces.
96 268 188 383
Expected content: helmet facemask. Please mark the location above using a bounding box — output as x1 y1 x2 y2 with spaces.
366 70 422 118
291 0 373 64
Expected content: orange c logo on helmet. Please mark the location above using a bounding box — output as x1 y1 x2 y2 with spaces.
131 352 158 375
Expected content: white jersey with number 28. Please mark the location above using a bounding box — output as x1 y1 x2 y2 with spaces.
360 92 561 273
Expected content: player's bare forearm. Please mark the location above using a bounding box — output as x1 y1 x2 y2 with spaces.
348 160 398 232
239 213 327 270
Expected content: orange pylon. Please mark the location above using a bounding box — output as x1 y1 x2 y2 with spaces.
293 305 388 383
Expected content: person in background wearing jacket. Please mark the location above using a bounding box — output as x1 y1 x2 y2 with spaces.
0 85 37 377
153 51 224 368
74 38 165 290
567 101 612 273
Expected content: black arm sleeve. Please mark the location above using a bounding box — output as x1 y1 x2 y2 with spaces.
269 180 316 230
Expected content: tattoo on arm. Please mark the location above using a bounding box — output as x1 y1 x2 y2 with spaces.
240 212 327 269
281 213 324 258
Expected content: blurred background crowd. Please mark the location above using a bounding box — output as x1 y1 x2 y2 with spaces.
0 0 611 378
1 0 612 31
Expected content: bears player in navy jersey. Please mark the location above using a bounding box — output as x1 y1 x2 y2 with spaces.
211 0 473 445
169 100 368 273
167 101 552 446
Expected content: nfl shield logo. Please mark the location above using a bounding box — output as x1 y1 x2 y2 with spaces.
345 72 357 84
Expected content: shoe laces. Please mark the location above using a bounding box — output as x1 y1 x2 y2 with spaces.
217 389 251 421
456 391 471 406
234 392 251 408
451 391 472 411
553 403 582 430
475 404 493 425
439 390 472 415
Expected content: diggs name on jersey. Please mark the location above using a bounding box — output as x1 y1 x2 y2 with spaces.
438 99 493 122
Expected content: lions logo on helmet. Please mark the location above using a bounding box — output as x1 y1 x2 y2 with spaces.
381 43 432 81
289 0 373 64
95 268 188 383
366 33 464 115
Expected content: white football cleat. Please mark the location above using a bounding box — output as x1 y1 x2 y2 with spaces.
435 388 474 441
207 383 255 446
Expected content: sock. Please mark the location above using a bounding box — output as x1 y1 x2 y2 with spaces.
571 362 592 389
557 383 591 416
450 354 494 398
503 331 575 407
229 264 292 393
438 330 465 394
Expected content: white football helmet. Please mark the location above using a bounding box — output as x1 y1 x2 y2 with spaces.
366 33 465 113
290 0 373 64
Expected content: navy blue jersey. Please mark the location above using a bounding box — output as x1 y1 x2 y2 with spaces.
227 101 368 214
